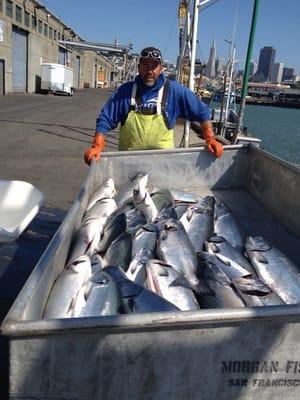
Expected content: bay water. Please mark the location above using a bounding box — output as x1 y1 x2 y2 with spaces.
243 105 300 167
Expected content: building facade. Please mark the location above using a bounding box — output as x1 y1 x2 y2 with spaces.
282 67 295 82
270 62 284 83
256 46 276 81
205 38 217 79
0 0 114 94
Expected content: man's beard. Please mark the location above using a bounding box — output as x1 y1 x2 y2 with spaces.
144 81 155 87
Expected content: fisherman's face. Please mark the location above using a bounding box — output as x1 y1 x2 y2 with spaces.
138 59 163 86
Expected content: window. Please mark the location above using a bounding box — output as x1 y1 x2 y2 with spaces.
15 5 22 23
25 11 29 27
53 29 57 40
32 15 37 30
57 32 61 40
6 0 13 18
38 19 42 34
43 23 48 37
0 0 3 13
49 26 52 39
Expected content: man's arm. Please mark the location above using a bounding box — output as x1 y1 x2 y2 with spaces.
84 82 132 164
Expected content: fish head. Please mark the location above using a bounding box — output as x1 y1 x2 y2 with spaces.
132 172 148 188
66 255 91 272
90 270 113 285
104 178 115 193
194 196 215 214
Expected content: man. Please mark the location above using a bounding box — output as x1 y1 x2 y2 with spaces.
84 46 223 164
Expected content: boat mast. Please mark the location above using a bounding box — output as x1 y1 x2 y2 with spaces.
224 44 236 128
233 0 260 143
183 0 200 147
178 0 221 147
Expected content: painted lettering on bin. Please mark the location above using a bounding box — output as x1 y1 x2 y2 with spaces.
221 360 300 389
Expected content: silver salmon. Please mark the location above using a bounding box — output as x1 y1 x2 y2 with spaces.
245 236 300 304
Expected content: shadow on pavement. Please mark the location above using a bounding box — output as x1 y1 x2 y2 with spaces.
0 204 66 399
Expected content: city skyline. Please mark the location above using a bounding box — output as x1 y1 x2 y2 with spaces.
41 0 300 75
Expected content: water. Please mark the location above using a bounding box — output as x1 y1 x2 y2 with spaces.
243 105 300 166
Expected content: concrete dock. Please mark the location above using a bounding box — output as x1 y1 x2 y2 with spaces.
0 88 203 211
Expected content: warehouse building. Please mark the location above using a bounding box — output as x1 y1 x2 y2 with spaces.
0 0 114 94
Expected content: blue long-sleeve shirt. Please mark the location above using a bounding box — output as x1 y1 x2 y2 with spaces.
96 74 211 133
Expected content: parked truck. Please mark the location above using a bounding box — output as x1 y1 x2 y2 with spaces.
1 144 300 399
41 63 74 96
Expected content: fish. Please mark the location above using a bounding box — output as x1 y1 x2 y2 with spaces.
91 254 105 274
126 248 153 286
86 178 115 211
198 253 245 308
104 266 179 313
211 253 252 280
114 172 148 207
125 207 146 231
214 201 245 251
174 203 190 219
43 255 92 319
156 206 178 221
81 198 117 227
245 236 300 304
146 259 200 311
205 235 256 275
66 217 103 266
66 198 117 265
131 223 158 257
157 219 212 295
105 201 146 232
150 188 173 212
231 276 285 307
98 212 127 253
103 232 133 271
133 178 158 223
79 270 121 317
168 189 198 204
180 196 215 253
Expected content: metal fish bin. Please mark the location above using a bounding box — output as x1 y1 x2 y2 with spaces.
2 145 300 400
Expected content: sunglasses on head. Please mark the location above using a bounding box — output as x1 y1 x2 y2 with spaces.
141 50 162 60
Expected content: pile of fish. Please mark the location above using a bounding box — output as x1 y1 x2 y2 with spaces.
43 173 300 319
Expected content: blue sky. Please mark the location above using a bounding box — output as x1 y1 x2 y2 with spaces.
41 0 300 74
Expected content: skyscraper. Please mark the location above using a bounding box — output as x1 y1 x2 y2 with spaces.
257 46 276 81
205 37 217 78
282 67 295 82
270 63 284 83
249 61 257 77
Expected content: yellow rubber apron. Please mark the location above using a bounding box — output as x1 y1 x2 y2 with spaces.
119 82 174 151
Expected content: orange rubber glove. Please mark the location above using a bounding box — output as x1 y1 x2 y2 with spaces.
84 134 105 165
202 126 224 158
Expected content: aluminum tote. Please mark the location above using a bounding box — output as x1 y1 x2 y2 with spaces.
2 145 300 400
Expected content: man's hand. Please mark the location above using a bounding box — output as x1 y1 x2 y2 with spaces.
206 137 224 158
202 125 224 158
84 134 105 165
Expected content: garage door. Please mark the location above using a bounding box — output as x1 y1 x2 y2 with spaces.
12 26 28 93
